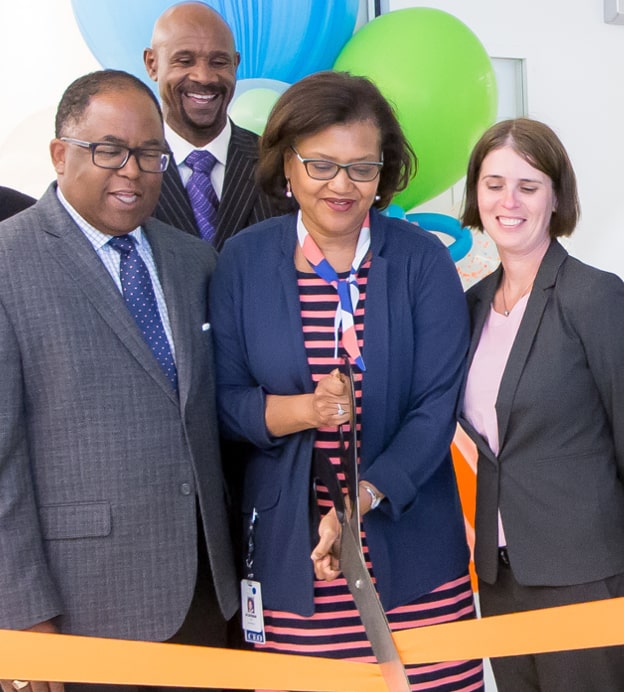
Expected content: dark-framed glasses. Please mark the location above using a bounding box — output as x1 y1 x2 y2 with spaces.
60 137 171 173
291 146 383 182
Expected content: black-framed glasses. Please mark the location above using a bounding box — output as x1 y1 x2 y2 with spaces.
291 146 383 182
60 137 171 173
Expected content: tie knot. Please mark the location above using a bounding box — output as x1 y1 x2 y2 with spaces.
186 149 217 174
108 234 135 255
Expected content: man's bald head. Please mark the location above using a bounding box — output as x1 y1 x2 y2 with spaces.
144 2 240 147
150 2 234 50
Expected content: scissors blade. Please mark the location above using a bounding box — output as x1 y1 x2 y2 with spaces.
338 358 411 692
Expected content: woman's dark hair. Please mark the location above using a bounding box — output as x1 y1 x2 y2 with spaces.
257 71 416 209
461 118 580 238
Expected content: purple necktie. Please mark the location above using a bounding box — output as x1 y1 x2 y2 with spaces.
185 150 219 243
108 235 178 392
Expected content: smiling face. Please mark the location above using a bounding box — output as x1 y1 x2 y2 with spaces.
144 3 239 147
477 145 556 259
284 121 381 243
51 88 166 236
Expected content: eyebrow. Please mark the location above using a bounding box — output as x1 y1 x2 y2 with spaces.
481 174 544 184
170 48 233 60
99 135 166 148
302 153 381 162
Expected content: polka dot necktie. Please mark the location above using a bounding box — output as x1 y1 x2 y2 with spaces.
185 149 219 243
108 235 178 391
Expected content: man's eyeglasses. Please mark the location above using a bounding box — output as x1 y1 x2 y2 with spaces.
290 146 383 182
60 138 171 174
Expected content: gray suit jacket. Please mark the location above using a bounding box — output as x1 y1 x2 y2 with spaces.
0 185 238 639
153 122 290 251
460 240 624 586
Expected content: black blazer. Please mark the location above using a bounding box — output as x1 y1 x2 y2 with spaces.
460 240 624 586
153 122 290 250
0 186 35 221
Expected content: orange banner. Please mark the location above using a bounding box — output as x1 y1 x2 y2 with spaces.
3 597 624 691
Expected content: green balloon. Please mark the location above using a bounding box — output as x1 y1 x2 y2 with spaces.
229 88 282 136
334 8 497 209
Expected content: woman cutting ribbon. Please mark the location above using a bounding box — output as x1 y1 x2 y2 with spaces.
210 71 483 691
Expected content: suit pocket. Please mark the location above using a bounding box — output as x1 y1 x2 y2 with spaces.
40 501 112 540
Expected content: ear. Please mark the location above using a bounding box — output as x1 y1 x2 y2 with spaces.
234 52 241 71
283 148 295 179
50 138 66 175
143 48 158 81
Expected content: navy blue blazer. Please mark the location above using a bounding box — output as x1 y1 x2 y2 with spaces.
210 209 471 615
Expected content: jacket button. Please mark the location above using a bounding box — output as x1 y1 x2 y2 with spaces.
180 483 192 496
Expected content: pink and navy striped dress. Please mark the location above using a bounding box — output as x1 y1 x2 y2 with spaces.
257 262 484 691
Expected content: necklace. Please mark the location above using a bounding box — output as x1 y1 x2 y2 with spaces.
501 279 534 316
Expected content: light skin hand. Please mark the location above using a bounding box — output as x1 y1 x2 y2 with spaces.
0 620 64 692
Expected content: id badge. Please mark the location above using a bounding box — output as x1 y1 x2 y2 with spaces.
241 579 266 644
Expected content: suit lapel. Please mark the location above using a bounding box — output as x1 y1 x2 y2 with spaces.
495 241 567 450
40 189 179 404
214 124 259 248
359 215 390 455
157 163 200 237
273 220 315 393
146 222 195 408
460 267 501 466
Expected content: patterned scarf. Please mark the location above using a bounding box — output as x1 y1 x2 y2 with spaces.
297 211 370 371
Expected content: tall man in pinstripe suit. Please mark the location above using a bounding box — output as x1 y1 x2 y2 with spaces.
144 2 291 251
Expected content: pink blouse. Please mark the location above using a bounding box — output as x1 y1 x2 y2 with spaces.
463 293 530 545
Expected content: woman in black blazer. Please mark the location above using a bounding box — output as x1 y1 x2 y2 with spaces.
459 118 624 691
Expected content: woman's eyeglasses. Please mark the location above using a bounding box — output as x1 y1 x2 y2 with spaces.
291 146 383 182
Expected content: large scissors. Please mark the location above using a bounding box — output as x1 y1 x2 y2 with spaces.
313 357 410 692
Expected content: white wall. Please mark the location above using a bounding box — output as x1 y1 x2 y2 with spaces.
0 2 100 196
390 0 624 276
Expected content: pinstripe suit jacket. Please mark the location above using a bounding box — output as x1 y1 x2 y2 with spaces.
0 185 238 639
153 122 289 250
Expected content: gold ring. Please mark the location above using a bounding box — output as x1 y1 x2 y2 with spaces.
12 682 30 690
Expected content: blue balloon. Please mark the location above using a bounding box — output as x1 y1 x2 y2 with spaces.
407 212 473 262
382 203 407 219
71 0 359 83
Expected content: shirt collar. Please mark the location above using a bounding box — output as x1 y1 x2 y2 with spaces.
56 186 143 251
165 118 231 168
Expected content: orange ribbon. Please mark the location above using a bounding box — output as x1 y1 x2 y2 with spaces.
2 597 624 691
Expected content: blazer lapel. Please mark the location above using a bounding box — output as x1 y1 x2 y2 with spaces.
157 162 200 237
495 241 567 450
460 266 501 467
146 222 195 408
359 216 391 453
40 190 179 403
466 267 501 370
214 124 259 248
277 223 315 393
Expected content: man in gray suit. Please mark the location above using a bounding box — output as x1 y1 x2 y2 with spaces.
0 70 237 692
143 2 292 251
